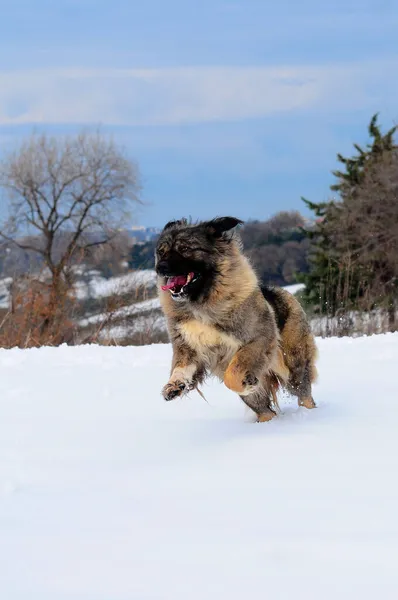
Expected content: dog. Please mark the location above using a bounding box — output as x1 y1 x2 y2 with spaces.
155 216 317 422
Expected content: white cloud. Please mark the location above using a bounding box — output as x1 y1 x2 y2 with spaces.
0 60 397 126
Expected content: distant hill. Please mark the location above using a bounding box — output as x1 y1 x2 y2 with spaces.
240 211 311 287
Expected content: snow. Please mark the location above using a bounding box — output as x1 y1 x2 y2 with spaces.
79 297 161 327
74 269 157 300
102 311 165 341
282 282 305 295
1 334 398 599
0 270 157 311
78 296 163 341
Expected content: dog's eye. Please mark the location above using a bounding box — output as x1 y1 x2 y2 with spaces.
157 244 167 256
178 244 190 253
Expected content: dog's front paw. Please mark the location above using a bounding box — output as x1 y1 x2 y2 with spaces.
162 380 189 401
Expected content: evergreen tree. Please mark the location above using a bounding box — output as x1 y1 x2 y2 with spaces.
300 114 398 316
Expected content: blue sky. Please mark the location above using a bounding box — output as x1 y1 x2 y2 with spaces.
0 0 397 227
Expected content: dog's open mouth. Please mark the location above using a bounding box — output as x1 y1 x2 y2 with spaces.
161 272 196 299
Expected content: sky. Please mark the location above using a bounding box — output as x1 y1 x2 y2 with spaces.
0 0 397 227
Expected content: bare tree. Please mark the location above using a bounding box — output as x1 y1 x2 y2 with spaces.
0 131 142 336
84 229 134 277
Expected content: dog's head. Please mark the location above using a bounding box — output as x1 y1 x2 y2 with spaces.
155 216 243 302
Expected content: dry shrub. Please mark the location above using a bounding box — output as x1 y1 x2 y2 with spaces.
115 309 167 346
0 276 78 348
79 290 166 347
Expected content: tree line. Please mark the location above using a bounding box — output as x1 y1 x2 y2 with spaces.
0 114 396 347
299 114 397 332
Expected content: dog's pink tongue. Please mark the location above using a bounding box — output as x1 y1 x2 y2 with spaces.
161 275 187 291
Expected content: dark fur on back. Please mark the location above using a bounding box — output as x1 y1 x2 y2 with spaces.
261 286 290 332
156 216 318 421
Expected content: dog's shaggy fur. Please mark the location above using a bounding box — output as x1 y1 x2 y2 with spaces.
155 217 317 421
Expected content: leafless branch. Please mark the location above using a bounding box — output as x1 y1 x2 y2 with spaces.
0 130 142 282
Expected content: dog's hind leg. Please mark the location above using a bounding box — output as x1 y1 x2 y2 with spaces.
239 378 279 423
298 396 316 409
287 360 317 410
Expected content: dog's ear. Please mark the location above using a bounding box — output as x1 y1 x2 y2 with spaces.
204 217 243 238
162 218 188 232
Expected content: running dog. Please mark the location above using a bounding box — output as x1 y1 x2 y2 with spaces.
155 217 317 422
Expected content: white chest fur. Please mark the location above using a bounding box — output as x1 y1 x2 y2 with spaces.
177 319 240 376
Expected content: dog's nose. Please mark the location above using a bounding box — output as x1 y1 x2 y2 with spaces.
156 261 169 275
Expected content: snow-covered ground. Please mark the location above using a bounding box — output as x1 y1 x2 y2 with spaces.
74 269 157 300
281 282 305 295
79 297 161 327
0 269 157 310
1 333 397 599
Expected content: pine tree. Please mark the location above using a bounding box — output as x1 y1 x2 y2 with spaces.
300 114 398 316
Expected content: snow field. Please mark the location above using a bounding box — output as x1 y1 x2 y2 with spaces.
0 333 397 599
